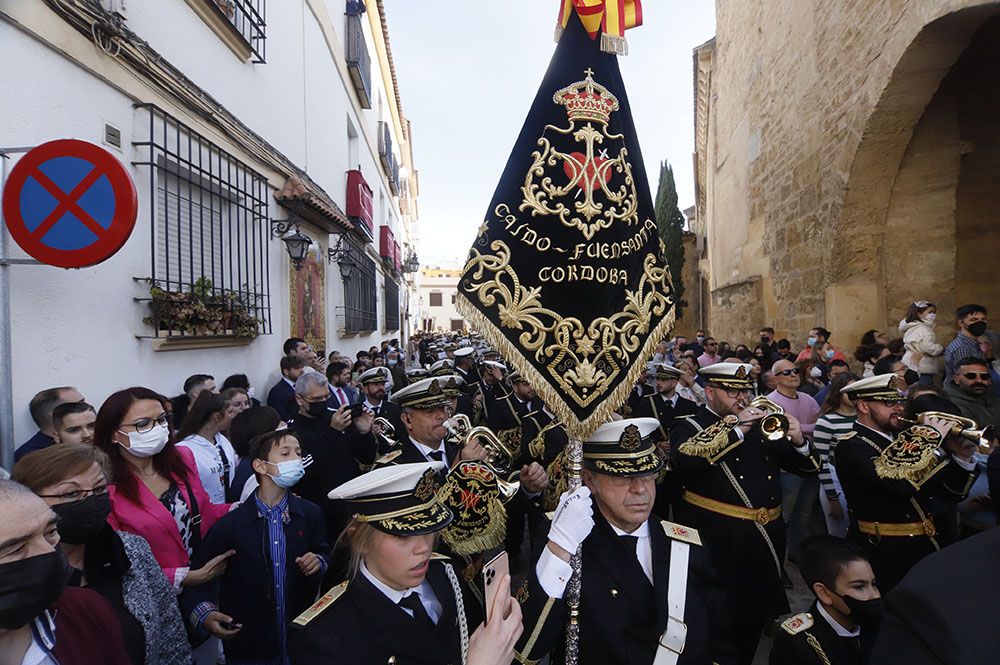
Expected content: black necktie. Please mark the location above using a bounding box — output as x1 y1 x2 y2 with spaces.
428 450 445 463
398 593 434 630
619 534 638 551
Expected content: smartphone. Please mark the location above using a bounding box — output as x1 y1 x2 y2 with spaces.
349 403 365 418
482 551 509 624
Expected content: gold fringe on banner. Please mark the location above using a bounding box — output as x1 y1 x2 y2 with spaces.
456 289 676 442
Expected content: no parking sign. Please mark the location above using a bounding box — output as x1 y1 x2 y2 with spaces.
2 139 137 268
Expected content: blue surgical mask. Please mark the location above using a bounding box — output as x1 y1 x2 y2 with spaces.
387 359 398 367
266 455 312 488
807 336 817 347
824 349 835 361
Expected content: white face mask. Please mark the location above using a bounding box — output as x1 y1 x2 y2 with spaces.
922 313 937 325
119 423 170 458
809 366 823 379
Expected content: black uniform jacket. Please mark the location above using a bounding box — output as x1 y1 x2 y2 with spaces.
289 559 482 665
769 602 863 665
518 409 568 468
516 510 738 665
625 382 655 416
870 526 1000 665
636 393 699 441
669 407 819 623
834 421 978 591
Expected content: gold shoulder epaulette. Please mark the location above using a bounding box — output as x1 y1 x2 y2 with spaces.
780 612 814 635
292 581 348 626
660 520 702 546
837 431 857 441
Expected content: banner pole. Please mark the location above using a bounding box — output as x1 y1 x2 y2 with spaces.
564 435 583 664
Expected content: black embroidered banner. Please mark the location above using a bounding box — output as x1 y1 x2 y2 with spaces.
456 13 675 438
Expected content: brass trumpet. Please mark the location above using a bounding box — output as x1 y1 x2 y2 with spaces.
898 411 995 450
444 414 521 500
737 396 790 442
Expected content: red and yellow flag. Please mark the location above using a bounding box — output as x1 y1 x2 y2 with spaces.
556 0 643 54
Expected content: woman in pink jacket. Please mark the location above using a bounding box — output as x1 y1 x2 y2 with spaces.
93 387 233 593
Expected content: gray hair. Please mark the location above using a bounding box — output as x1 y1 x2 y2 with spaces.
0 479 39 503
295 371 329 396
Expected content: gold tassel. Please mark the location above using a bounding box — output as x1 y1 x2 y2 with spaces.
677 419 739 463
600 33 628 55
441 497 507 556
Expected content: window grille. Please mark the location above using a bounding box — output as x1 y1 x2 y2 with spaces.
207 0 267 63
384 278 400 332
341 238 377 333
132 104 272 338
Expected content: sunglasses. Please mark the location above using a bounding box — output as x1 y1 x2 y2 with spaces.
962 372 991 381
775 369 800 376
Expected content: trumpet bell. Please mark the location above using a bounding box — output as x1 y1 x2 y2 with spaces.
759 413 789 442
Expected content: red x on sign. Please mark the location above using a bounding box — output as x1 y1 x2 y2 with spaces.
2 139 137 268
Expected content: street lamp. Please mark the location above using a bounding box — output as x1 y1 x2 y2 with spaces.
271 219 313 271
402 251 420 274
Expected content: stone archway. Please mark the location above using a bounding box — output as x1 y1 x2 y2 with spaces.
831 4 1000 340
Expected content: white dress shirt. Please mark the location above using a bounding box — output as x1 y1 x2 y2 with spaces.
817 602 861 638
360 560 443 624
411 437 448 464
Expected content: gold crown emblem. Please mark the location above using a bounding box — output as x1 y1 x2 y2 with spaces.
735 366 748 380
552 69 620 125
886 375 898 390
445 377 458 390
428 379 442 395
620 424 642 451
414 469 440 501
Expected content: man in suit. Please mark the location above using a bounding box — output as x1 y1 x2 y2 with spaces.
770 536 881 665
835 374 978 592
288 372 375 539
325 361 359 410
636 363 699 519
669 363 819 664
869 525 1000 665
516 418 738 665
357 367 405 445
267 356 306 421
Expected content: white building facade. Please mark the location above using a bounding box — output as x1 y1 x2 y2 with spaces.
417 268 466 334
1 0 421 445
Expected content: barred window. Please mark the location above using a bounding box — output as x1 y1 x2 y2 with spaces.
341 239 377 333
208 0 267 63
133 104 272 338
384 278 400 332
429 292 442 307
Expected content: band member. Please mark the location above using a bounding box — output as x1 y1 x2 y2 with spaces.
770 536 881 665
289 462 523 664
835 374 978 592
357 367 406 443
516 418 738 665
453 347 481 395
624 364 656 417
635 363 699 518
670 363 818 664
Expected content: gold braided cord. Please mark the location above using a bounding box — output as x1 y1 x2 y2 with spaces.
351 497 445 522
804 632 832 665
676 419 738 461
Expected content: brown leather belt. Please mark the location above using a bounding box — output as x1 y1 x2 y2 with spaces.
683 490 781 525
857 519 936 538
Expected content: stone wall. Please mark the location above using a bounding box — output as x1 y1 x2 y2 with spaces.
696 0 1000 349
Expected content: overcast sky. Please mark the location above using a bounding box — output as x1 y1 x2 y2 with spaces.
383 1 716 268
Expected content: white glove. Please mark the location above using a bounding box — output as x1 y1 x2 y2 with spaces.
547 486 594 554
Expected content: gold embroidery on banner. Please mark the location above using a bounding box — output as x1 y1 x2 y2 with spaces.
520 70 638 241
461 241 673 409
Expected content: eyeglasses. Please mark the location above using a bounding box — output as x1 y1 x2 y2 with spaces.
962 372 991 381
607 474 657 488
775 369 800 376
723 388 753 398
38 485 109 502
704 342 717 347
120 414 168 433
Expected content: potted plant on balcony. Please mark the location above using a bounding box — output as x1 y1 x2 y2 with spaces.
143 277 262 339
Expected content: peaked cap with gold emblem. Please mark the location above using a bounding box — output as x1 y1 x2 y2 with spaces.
455 10 674 439
698 362 754 390
843 374 906 402
429 359 456 377
357 366 390 386
327 462 453 536
583 417 663 477
651 363 684 381
390 376 464 410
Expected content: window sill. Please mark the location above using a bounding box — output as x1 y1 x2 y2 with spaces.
147 335 256 352
182 0 253 62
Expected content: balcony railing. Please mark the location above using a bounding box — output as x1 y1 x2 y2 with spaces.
345 5 372 109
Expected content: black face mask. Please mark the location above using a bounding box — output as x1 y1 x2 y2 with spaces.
306 400 329 419
968 321 988 337
841 594 884 627
0 550 71 629
903 369 920 386
51 493 111 545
